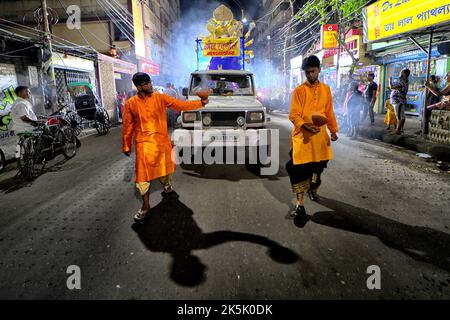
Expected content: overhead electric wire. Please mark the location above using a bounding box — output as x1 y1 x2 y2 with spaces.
99 0 135 31
56 0 98 54
96 0 136 46
274 0 374 57
96 0 134 37
0 17 97 56
0 44 37 56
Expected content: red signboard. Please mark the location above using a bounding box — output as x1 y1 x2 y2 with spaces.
321 24 338 49
140 60 160 76
323 49 338 59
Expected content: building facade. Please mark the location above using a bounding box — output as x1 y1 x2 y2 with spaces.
0 0 182 122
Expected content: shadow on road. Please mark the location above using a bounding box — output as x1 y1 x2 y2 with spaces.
132 191 299 287
0 156 72 194
0 175 32 193
293 196 450 273
180 163 288 181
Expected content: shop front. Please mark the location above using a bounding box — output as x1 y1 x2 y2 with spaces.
52 52 97 106
376 47 448 116
97 53 137 123
317 49 338 91
332 29 382 112
362 0 450 134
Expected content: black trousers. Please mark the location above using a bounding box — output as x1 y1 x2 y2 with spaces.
285 150 328 193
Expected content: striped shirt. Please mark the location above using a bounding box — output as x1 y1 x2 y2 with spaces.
390 78 409 105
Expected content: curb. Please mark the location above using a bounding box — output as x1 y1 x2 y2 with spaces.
359 126 450 162
78 128 98 139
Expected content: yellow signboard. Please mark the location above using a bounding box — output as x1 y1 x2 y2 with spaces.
364 0 450 42
202 38 240 57
321 24 338 49
132 0 146 59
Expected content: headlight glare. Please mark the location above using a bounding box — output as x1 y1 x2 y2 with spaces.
183 112 198 123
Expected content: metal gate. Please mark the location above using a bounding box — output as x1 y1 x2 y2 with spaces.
55 68 91 103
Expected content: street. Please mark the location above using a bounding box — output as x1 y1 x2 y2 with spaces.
0 114 449 299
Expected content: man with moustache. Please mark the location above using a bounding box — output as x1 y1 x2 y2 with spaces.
122 73 210 222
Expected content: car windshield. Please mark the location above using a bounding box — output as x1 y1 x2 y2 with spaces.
190 74 254 96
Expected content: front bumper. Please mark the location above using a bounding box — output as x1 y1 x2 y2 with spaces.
172 128 272 147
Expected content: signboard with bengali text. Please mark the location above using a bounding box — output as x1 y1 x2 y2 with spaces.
202 38 241 57
363 0 450 42
140 60 160 76
321 24 338 49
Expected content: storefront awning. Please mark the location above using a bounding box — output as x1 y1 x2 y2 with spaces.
97 53 137 75
52 52 95 72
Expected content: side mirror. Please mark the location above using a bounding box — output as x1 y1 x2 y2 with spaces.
182 88 188 97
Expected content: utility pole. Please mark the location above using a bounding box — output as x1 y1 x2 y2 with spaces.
283 0 294 88
40 0 57 112
282 0 294 108
422 29 434 137
335 3 341 89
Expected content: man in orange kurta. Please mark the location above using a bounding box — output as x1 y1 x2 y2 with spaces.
286 55 339 218
122 73 210 222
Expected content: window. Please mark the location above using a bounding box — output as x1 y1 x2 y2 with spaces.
190 74 254 96
113 24 128 41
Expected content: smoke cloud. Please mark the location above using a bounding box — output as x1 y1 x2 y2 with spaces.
164 1 224 88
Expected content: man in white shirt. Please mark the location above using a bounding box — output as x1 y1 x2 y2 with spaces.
10 86 40 133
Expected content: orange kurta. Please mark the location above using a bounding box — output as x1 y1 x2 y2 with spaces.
122 92 203 183
289 81 338 165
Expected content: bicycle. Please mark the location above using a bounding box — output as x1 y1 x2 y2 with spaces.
16 122 77 181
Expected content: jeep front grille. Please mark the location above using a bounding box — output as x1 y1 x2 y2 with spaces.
202 111 246 127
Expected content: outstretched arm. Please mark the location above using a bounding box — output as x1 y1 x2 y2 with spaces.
162 93 208 111
162 89 210 111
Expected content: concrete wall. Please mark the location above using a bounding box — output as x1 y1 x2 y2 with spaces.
53 21 111 54
98 60 117 124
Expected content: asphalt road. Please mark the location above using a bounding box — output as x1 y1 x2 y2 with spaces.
0 115 449 299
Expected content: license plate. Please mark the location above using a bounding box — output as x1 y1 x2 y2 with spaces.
210 135 238 142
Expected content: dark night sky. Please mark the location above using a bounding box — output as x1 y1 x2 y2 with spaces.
180 0 262 20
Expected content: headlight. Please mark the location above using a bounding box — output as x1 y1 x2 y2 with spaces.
247 111 264 123
202 113 212 126
183 112 199 123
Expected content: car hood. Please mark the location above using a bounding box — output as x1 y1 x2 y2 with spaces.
189 96 263 109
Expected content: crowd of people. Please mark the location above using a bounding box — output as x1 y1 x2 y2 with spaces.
333 69 450 137
333 71 382 138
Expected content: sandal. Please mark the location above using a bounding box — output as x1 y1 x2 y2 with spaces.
134 209 150 222
163 184 173 193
